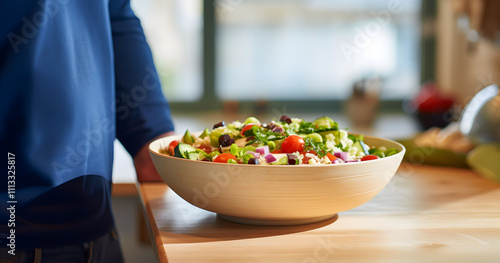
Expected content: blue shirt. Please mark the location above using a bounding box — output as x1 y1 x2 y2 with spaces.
0 0 174 247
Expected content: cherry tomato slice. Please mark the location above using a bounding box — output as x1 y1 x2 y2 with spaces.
196 145 212 154
168 140 180 155
213 153 237 163
241 123 259 136
301 150 317 155
271 149 284 154
361 155 380 161
281 135 305 153
300 150 318 164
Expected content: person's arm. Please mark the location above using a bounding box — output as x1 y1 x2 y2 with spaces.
133 131 175 182
109 0 174 181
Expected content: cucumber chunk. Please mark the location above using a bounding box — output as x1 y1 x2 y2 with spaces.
182 130 195 144
199 128 210 139
174 143 197 159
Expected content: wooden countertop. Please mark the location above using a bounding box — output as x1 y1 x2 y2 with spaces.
137 164 500 263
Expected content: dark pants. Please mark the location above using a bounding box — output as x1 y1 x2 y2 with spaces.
0 229 125 263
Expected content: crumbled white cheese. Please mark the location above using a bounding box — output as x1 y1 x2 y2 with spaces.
320 156 331 164
232 121 242 128
193 136 210 147
298 153 307 164
305 153 322 164
326 140 342 153
325 133 335 141
258 156 267 165
220 146 231 153
289 122 300 130
305 153 316 159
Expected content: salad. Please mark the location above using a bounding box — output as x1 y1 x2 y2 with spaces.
161 115 399 165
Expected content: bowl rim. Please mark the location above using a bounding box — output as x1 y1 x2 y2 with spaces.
149 132 406 168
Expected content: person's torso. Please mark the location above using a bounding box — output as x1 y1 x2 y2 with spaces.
0 0 117 247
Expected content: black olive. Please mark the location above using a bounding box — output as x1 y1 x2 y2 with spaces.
248 158 259 165
279 115 292 124
272 126 284 134
286 154 298 165
246 136 256 142
213 121 225 129
218 134 234 147
267 123 276 130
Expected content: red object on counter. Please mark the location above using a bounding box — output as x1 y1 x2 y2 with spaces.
413 83 455 113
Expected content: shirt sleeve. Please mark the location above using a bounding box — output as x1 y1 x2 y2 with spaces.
109 0 175 157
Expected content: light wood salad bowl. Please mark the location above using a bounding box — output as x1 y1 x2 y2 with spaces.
149 133 405 225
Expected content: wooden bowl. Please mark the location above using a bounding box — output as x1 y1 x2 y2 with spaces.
149 133 405 225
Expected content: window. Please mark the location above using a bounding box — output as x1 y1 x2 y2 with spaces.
131 0 203 102
216 0 421 100
132 0 422 103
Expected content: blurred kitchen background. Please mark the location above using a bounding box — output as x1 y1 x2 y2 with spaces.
111 0 500 262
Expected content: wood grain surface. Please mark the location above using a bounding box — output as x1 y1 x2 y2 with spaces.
137 163 500 263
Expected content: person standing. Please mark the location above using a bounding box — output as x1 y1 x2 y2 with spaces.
0 0 174 261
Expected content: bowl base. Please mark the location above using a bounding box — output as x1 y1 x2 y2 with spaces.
217 214 337 226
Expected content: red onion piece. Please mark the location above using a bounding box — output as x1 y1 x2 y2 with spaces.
246 151 260 159
334 152 349 162
271 126 284 133
264 153 276 163
256 146 270 156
